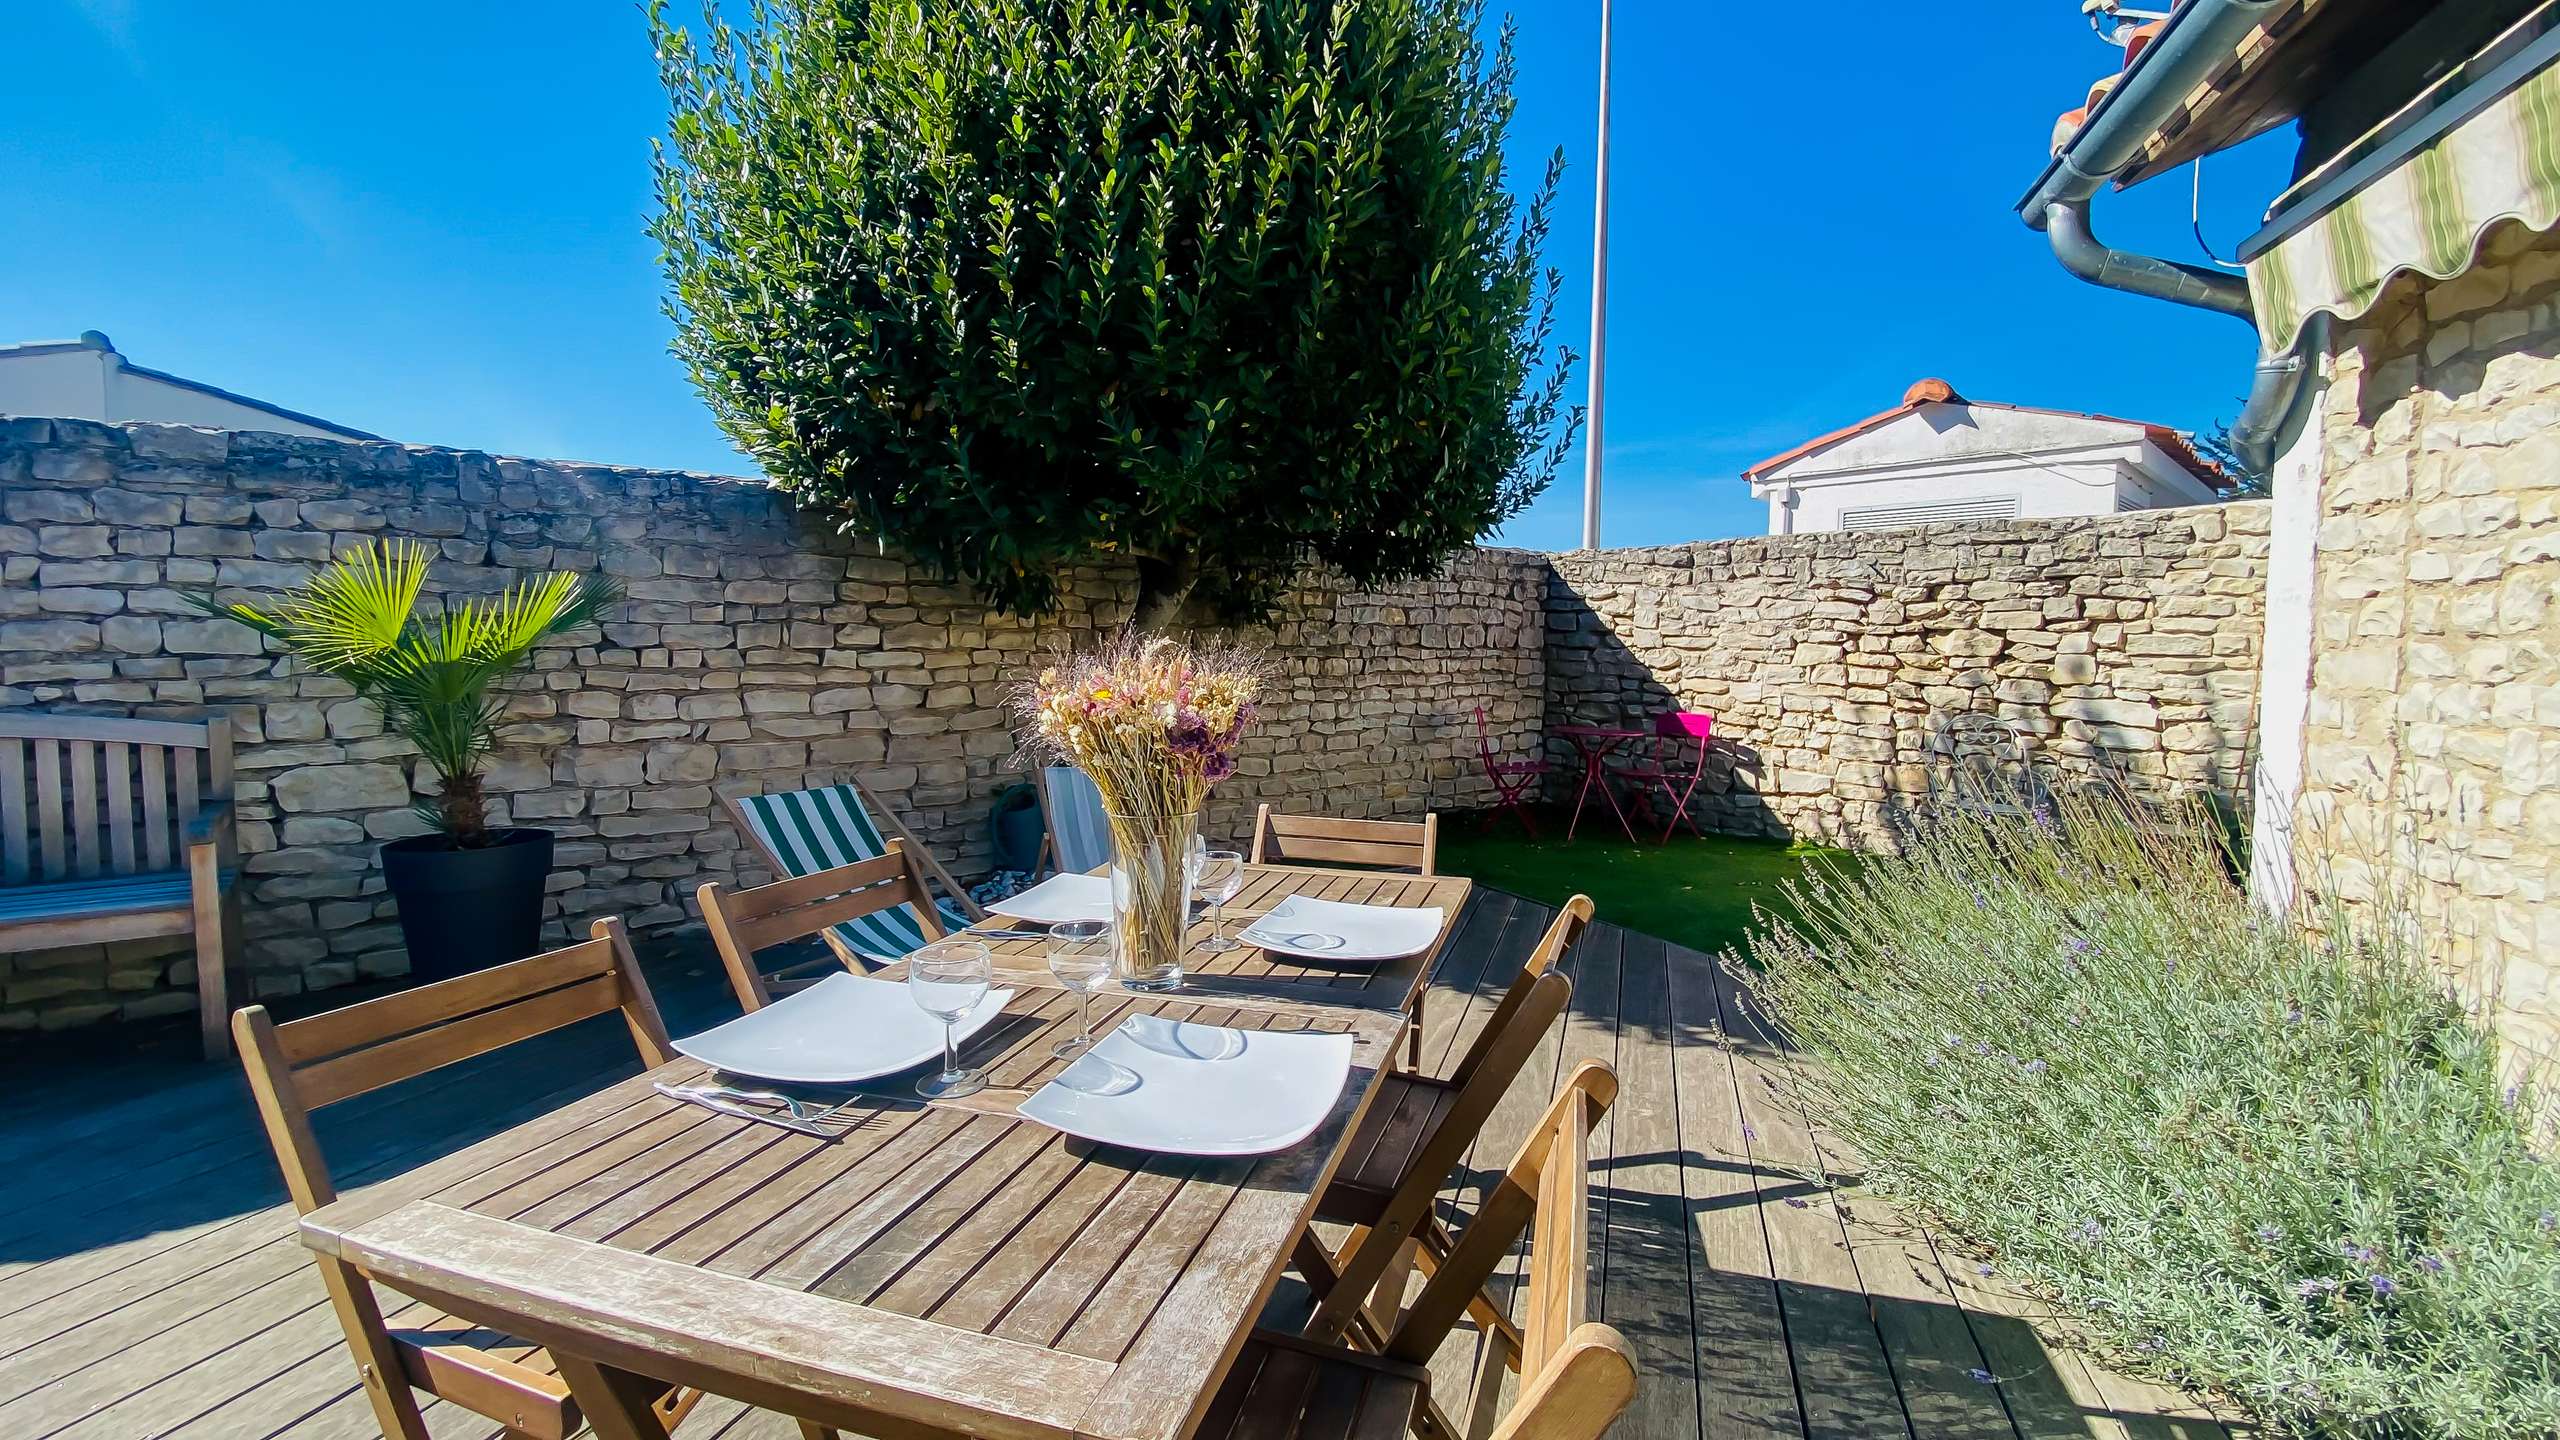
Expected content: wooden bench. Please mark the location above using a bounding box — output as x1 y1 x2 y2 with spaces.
0 713 241 1058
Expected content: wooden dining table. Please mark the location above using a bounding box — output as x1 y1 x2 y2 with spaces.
297 862 1471 1440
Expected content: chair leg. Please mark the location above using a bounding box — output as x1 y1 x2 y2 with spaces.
1418 1212 1524 1366
189 848 231 1061
313 1258 434 1440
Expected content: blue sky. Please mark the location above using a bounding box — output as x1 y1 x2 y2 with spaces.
4 3 2293 549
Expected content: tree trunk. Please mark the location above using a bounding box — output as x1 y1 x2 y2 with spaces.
1132 551 1200 632
438 772 489 848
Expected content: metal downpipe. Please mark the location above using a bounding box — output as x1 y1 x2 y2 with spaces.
2045 200 2255 322
2230 312 2332 474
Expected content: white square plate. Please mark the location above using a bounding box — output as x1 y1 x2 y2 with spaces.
1239 896 1446 963
1016 1014 1355 1156
672 972 1015 1086
986 873 1115 926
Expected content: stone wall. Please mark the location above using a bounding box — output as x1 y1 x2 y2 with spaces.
0 418 1546 1033
1545 506 2269 848
2297 219 2560 1066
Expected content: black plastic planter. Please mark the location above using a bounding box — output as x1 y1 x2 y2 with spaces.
379 828 556 984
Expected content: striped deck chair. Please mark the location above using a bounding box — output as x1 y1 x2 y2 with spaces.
1034 765 1115 876
720 781 985 969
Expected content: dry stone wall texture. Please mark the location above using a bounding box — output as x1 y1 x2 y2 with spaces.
0 418 1545 1033
1546 508 2269 849
2297 220 2560 1066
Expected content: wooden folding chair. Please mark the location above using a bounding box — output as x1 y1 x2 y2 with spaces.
1032 764 1114 876
1250 804 1439 875
1200 1063 1632 1440
1298 895 1595 1367
698 842 948 1012
718 780 984 970
231 919 704 1440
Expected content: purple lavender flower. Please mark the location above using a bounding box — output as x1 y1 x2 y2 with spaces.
2163 958 2178 977
2284 1001 2303 1025
2071 1219 2103 1244
2021 1058 2049 1074
1974 1262 1994 1278
2340 1240 2376 1264
1784 1197 1809 1210
2293 1278 2338 1299
2067 935 2092 955
2367 1274 2396 1297
1740 1121 1757 1143
2254 1224 2282 1245
2539 1211 2556 1235
2504 1084 2522 1112
2417 1255 2447 1275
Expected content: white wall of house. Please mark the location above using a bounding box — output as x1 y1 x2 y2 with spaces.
0 335 368 440
1751 403 2224 535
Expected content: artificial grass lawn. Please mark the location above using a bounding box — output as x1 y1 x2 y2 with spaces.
1435 811 1855 959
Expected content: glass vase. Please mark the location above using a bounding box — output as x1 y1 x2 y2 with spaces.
1104 807 1200 992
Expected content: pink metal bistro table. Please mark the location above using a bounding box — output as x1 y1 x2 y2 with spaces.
1553 723 1649 841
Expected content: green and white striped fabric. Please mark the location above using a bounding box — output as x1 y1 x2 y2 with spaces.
732 784 968 963
2249 58 2560 355
1041 765 1115 875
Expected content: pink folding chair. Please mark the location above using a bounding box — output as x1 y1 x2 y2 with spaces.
1474 705 1550 836
1613 711 1713 843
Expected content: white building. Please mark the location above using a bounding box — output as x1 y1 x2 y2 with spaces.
1744 378 2228 535
0 331 377 441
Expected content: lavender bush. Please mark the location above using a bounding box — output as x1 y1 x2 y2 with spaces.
1737 782 2560 1438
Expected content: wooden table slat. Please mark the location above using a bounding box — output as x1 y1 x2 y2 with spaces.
305 964 1418 1440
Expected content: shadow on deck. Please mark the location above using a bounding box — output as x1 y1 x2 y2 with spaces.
0 890 2231 1439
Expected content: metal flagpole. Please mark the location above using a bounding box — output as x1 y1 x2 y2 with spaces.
1579 0 1614 551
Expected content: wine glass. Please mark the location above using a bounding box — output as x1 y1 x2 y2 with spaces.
1196 849 1245 952
1046 919 1113 1059
907 940 992 1099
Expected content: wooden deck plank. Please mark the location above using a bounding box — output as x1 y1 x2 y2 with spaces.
1658 943 1804 1439
1710 962 1919 1440
0 896 2238 1440
1596 927 1705 1440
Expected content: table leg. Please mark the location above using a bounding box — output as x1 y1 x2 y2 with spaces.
551 1354 677 1440
1598 763 1640 843
1566 747 1605 841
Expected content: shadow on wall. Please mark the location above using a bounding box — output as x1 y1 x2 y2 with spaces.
1537 609 1787 842
1538 511 2269 854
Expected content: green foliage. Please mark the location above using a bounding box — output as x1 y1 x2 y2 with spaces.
648 0 1578 624
193 542 617 846
2198 416 2270 497
1738 782 2560 1438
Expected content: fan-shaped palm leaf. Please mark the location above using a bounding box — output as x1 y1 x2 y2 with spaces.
185 540 618 844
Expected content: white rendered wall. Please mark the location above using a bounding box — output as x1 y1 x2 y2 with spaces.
2247 373 2328 913
0 346 355 440
0 348 110 420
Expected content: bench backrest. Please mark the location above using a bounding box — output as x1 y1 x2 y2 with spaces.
0 713 231 885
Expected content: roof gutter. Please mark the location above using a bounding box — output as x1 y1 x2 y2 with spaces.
2015 0 2311 473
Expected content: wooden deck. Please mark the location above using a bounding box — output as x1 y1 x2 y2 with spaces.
0 888 2232 1440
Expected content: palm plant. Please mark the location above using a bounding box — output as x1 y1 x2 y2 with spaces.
194 541 618 847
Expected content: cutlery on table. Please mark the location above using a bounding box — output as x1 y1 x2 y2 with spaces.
655 1081 847 1137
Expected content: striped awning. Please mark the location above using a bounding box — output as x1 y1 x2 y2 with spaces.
2247 58 2560 355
